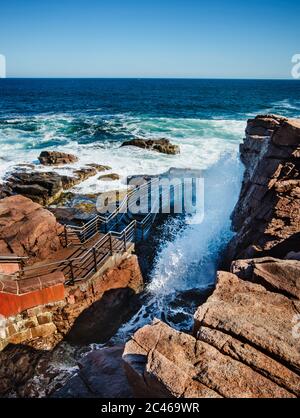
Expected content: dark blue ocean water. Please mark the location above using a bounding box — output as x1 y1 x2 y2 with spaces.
1 78 300 119
0 78 299 162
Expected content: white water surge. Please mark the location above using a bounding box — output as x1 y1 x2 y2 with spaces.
113 152 243 340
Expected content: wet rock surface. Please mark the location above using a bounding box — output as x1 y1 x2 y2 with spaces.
1 164 112 205
121 138 180 155
0 342 86 398
54 346 133 398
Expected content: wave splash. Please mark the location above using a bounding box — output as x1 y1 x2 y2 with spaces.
113 153 243 341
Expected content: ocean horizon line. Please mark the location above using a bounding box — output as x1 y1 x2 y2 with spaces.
1 76 298 81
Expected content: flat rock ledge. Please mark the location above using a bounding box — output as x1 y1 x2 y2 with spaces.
123 266 300 398
0 163 112 206
121 138 180 155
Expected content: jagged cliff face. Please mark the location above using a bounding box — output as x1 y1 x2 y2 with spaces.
122 115 300 398
228 115 300 260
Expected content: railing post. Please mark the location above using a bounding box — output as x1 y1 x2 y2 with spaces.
134 221 138 243
93 247 98 272
109 233 113 255
69 260 75 284
64 225 68 247
124 229 127 251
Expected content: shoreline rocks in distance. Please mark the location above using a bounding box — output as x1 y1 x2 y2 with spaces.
98 173 121 181
38 151 78 166
121 138 180 155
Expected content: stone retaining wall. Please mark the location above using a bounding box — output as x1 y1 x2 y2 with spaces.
0 253 143 351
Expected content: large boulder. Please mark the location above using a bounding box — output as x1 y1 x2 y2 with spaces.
194 271 300 379
38 151 78 166
121 138 180 155
0 195 63 263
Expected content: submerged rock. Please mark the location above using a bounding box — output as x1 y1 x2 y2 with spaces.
121 138 180 155
54 346 133 398
98 173 120 181
38 151 78 166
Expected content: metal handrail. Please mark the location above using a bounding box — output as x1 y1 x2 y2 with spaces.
62 181 152 242
3 220 137 283
1 181 181 284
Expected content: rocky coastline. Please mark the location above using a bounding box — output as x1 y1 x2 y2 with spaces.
0 116 299 398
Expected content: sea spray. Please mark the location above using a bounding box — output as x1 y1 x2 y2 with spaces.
112 152 243 341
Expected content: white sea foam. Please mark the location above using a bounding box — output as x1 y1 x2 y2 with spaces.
0 115 245 195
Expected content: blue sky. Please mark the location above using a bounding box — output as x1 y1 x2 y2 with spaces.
0 0 299 78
